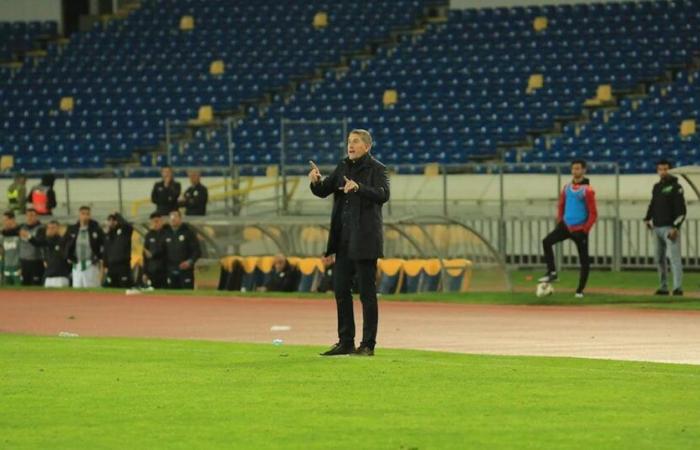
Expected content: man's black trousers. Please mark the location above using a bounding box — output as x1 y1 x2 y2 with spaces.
167 268 195 289
542 222 590 293
20 259 44 286
106 263 133 288
333 242 378 349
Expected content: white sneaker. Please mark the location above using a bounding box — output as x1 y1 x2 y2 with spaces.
575 292 584 299
125 288 142 295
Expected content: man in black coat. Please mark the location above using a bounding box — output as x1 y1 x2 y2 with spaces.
104 212 133 288
179 170 208 216
644 159 687 296
309 129 389 357
164 209 201 289
64 206 105 288
260 254 300 292
151 166 181 216
29 220 71 287
143 212 168 289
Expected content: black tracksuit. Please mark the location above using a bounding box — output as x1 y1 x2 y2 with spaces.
180 183 208 216
104 214 133 288
265 262 300 292
32 234 71 278
64 220 105 266
310 153 390 350
151 180 181 216
644 175 687 228
164 223 201 289
143 228 168 288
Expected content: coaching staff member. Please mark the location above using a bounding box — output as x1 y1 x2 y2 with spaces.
179 170 208 216
65 206 105 288
644 159 686 296
164 209 201 289
104 212 133 288
151 166 181 216
143 212 168 288
309 129 389 357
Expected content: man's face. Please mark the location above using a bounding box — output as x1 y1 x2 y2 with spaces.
273 255 286 272
2 216 15 229
169 211 182 227
46 223 59 237
571 163 585 179
150 216 162 231
162 167 173 182
347 133 370 160
188 171 200 185
26 210 37 225
657 164 670 179
79 209 91 224
107 217 117 230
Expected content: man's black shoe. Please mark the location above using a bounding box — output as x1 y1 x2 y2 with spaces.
320 342 355 356
655 289 670 296
672 288 684 296
352 346 375 357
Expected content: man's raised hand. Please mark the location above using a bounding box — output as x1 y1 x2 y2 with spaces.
341 176 359 194
308 160 321 184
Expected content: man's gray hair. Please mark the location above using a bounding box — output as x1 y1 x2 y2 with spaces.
349 129 373 148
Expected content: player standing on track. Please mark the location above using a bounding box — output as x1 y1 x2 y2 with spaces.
309 129 390 357
539 159 598 298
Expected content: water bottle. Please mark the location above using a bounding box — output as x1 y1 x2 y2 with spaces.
272 338 284 346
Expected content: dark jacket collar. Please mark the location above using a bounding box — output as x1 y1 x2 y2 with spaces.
345 152 371 168
571 177 590 185
659 175 678 185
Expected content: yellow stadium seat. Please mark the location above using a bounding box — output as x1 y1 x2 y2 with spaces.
60 96 74 112
241 256 259 274
377 258 405 294
180 15 194 31
443 258 473 292
287 256 301 268
256 256 276 274
298 257 324 275
584 84 614 106
533 16 548 32
421 258 442 291
301 226 327 243
243 227 263 241
0 155 13 171
681 119 696 137
424 163 440 177
189 105 214 126
210 60 225 75
526 74 543 94
383 89 398 107
266 165 279 177
313 11 328 28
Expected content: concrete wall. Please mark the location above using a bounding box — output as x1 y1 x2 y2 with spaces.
0 0 62 28
1 173 693 221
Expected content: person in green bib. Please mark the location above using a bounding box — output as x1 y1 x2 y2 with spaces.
7 174 27 214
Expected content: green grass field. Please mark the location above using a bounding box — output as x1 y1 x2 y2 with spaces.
1 335 699 450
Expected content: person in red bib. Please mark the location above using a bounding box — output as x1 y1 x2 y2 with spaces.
27 174 57 216
539 159 598 298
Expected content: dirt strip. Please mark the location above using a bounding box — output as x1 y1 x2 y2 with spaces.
1 290 699 365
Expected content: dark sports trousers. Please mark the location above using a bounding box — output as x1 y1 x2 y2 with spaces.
106 263 133 288
145 270 167 289
542 222 590 293
20 259 44 286
333 242 379 349
167 268 194 289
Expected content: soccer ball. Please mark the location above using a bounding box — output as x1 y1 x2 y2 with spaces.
536 282 554 298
